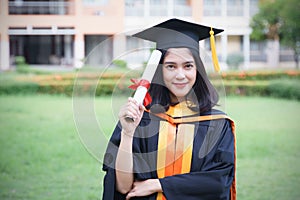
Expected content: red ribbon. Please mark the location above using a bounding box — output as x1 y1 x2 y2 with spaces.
128 78 152 106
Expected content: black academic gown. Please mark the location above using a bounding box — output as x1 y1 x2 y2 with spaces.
102 109 236 200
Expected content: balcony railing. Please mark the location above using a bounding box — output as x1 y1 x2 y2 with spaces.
125 4 191 16
9 1 75 15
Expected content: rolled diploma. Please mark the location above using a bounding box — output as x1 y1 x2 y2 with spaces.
132 50 162 104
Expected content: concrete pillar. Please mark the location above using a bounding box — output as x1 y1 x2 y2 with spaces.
64 35 72 65
113 34 126 61
243 34 250 70
144 0 149 18
0 35 10 70
74 33 84 69
244 0 250 19
167 0 173 17
221 34 228 66
0 0 9 70
221 0 227 17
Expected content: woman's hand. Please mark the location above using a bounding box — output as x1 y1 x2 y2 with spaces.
126 179 162 200
118 97 144 136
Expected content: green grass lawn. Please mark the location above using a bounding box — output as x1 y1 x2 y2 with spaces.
0 95 299 199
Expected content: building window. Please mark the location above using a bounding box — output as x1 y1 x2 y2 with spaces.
8 0 75 15
10 35 74 65
82 0 109 5
173 0 192 16
84 35 112 67
149 0 168 16
125 0 144 16
227 0 244 16
203 0 222 16
250 0 259 16
250 41 267 62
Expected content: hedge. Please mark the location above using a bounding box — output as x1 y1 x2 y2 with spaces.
0 82 39 95
209 70 300 81
266 79 300 100
1 70 300 100
1 79 299 101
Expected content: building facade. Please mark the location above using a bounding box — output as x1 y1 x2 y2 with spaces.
0 0 294 71
0 0 124 70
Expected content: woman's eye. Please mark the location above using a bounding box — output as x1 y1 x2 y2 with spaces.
185 64 194 69
165 65 175 69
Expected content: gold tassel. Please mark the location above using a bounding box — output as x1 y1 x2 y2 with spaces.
210 27 220 72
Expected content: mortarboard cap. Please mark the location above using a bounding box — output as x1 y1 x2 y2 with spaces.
132 18 224 72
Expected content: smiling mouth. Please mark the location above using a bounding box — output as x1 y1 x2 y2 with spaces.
173 83 188 87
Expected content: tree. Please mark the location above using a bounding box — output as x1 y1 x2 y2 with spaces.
279 0 300 69
250 0 281 68
250 0 300 68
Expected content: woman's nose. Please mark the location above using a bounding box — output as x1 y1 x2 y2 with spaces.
175 68 186 79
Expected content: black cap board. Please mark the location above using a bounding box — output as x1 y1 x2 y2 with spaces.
132 18 224 52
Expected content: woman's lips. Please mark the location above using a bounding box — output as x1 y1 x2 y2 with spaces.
173 83 188 88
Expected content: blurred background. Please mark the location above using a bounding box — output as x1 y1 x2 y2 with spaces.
0 0 299 70
0 0 299 199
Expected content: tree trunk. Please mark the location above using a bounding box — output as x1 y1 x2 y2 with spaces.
265 39 280 68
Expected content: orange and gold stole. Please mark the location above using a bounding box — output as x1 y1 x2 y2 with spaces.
156 102 197 200
154 102 236 200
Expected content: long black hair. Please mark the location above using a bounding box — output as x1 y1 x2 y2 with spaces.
147 48 219 114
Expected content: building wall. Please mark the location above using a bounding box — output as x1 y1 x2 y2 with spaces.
0 0 124 70
0 0 295 70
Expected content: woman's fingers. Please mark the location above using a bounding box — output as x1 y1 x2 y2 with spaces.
120 98 142 120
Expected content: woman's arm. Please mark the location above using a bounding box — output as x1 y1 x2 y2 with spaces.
126 179 162 200
115 97 144 194
115 132 134 193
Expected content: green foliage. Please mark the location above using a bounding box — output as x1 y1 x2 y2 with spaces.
0 82 39 95
226 53 244 70
112 59 127 68
211 70 300 80
279 0 300 68
222 80 269 96
279 0 300 45
1 70 300 101
267 79 300 100
250 14 267 41
250 0 300 67
15 56 31 73
15 56 26 66
250 0 282 41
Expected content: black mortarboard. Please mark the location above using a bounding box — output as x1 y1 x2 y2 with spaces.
132 18 224 72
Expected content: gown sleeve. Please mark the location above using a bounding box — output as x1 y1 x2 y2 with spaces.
159 119 235 200
102 117 157 200
102 122 128 200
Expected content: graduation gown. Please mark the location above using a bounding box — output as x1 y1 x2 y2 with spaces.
102 102 236 200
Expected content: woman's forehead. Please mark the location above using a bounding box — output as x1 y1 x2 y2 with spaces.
164 48 194 62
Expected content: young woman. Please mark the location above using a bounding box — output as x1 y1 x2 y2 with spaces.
102 18 236 200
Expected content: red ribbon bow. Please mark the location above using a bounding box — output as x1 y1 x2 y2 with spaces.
128 78 152 106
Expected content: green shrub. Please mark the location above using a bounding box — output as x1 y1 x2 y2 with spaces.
1 70 299 101
216 70 300 81
220 80 269 96
15 56 26 66
15 56 30 73
0 82 39 95
112 59 127 68
267 79 300 100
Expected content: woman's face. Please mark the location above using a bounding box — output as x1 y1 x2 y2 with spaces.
162 48 197 102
